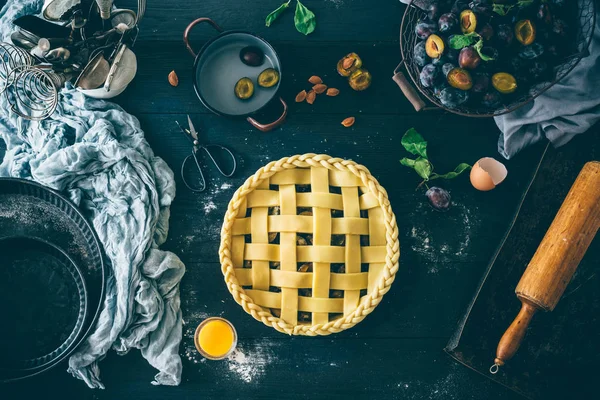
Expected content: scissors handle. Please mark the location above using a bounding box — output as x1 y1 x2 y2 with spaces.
181 150 206 192
201 144 237 177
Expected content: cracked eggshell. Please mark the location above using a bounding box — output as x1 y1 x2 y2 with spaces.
470 157 507 191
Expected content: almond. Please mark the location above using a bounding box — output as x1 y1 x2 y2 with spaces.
341 117 355 127
313 84 327 94
168 70 178 87
342 57 355 70
295 90 307 102
306 90 316 104
308 75 322 84
326 88 340 96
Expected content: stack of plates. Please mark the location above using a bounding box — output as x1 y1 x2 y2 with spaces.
0 179 105 382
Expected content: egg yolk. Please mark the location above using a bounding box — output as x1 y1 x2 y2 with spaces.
197 320 234 358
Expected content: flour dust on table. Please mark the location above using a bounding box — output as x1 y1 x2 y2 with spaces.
407 200 481 267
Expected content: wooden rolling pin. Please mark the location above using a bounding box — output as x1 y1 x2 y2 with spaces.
490 161 600 374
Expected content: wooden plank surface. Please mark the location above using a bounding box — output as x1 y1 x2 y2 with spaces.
0 0 583 399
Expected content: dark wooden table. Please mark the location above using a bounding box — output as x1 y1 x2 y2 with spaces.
2 1 587 399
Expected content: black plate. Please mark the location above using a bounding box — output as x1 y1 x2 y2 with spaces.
0 237 87 371
0 179 105 382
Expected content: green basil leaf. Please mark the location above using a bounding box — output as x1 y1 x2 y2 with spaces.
265 1 291 27
518 0 534 7
400 157 433 180
449 32 479 50
474 39 495 61
430 163 472 180
493 0 533 16
401 128 428 159
413 157 433 180
492 4 513 16
400 157 416 168
294 0 316 35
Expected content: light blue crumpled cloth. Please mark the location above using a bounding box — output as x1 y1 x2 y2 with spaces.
0 0 185 389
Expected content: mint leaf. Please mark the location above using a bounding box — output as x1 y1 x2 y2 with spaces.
294 0 316 35
449 32 479 50
401 128 428 159
265 1 291 27
400 157 433 180
430 163 472 180
474 39 495 61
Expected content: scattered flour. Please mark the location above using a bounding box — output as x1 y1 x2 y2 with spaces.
203 201 217 214
408 200 480 270
326 0 345 8
220 182 233 190
226 342 278 383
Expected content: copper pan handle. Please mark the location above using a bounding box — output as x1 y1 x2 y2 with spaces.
392 61 426 112
183 17 224 57
247 97 288 132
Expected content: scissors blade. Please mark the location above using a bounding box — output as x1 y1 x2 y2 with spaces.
187 115 199 141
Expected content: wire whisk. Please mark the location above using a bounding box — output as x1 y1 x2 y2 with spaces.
0 42 60 121
0 42 33 94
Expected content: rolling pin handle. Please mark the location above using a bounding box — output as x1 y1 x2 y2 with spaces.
492 300 538 372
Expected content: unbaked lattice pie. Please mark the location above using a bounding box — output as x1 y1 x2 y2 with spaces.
219 154 400 335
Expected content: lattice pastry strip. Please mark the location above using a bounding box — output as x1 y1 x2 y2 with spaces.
220 154 400 335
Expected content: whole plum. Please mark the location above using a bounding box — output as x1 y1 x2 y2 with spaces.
414 41 430 67
451 0 470 14
472 72 490 93
495 24 514 46
482 91 501 108
438 13 458 33
426 187 451 212
433 82 450 99
442 63 456 77
459 46 481 69
419 64 440 88
469 0 492 16
519 42 545 60
415 20 437 40
478 23 494 41
438 87 469 107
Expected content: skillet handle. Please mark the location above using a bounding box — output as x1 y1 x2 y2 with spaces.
392 61 426 112
183 17 224 57
247 97 288 132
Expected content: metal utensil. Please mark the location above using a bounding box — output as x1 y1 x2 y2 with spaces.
74 51 109 90
175 115 236 193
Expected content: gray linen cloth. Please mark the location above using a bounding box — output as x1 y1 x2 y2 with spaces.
399 0 600 159
495 7 600 159
0 0 185 388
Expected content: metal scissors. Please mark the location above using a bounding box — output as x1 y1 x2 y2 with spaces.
176 115 236 192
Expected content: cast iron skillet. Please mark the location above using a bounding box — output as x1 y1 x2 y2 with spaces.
183 17 287 132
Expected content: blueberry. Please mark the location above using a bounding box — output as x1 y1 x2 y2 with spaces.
426 187 451 212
